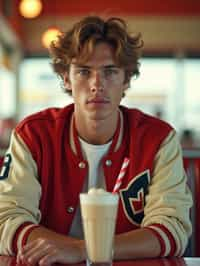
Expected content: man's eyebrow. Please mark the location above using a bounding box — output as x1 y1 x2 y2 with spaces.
72 64 119 69
72 64 90 69
103 65 119 69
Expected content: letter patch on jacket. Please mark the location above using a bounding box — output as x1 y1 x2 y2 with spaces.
0 154 12 180
120 170 150 225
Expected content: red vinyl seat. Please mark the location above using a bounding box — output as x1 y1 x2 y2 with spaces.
183 150 200 257
0 157 3 169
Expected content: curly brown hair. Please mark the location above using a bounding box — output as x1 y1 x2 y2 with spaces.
49 16 143 95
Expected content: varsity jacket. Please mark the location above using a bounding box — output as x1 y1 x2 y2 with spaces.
0 104 192 257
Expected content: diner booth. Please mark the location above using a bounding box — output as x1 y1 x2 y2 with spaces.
183 150 200 257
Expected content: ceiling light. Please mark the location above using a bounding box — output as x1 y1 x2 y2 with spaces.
41 27 61 49
19 0 42 19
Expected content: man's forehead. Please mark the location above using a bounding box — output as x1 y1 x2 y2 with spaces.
71 58 120 68
70 42 118 66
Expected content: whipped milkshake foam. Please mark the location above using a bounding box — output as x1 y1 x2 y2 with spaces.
80 188 119 263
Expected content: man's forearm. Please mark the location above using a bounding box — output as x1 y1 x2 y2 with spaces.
25 225 161 261
114 228 161 260
19 225 86 264
27 225 80 244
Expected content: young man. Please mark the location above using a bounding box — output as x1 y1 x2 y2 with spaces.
0 16 192 265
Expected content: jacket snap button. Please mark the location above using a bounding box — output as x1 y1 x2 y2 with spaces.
78 161 86 168
105 160 112 166
67 206 74 213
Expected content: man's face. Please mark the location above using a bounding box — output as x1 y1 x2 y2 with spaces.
64 42 128 121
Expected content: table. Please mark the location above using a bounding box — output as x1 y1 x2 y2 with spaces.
0 256 199 266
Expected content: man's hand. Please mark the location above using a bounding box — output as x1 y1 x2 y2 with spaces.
16 226 86 265
17 237 85 265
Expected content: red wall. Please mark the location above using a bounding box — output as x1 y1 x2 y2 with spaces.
41 0 200 16
1 1 200 19
0 0 3 14
1 0 200 49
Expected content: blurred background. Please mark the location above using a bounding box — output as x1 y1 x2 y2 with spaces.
0 0 200 151
0 0 200 256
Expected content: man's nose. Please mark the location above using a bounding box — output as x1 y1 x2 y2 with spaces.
90 71 104 92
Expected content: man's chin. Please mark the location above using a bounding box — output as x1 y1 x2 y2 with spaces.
87 111 109 121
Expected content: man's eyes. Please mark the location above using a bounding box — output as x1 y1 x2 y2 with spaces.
104 68 118 76
75 68 119 77
77 69 90 76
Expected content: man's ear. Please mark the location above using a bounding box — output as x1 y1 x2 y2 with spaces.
63 73 72 91
123 81 130 91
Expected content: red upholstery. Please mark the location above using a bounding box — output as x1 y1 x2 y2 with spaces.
0 157 3 169
193 158 200 257
183 152 200 257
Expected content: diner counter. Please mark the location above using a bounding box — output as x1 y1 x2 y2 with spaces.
0 256 199 266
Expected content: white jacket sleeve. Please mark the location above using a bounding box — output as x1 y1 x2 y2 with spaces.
142 130 193 256
0 130 41 255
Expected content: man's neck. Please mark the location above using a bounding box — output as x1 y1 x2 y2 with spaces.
73 112 119 145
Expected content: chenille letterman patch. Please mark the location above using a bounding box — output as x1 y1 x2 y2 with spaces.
0 154 12 180
120 170 150 225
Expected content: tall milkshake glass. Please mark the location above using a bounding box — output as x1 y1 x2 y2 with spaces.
80 188 119 266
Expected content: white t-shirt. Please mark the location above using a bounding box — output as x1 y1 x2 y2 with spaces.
68 137 112 238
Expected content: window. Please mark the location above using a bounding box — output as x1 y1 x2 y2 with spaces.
18 57 200 145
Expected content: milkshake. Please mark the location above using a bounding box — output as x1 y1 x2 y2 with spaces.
80 188 119 266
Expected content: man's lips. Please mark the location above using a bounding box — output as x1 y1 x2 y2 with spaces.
87 98 110 104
